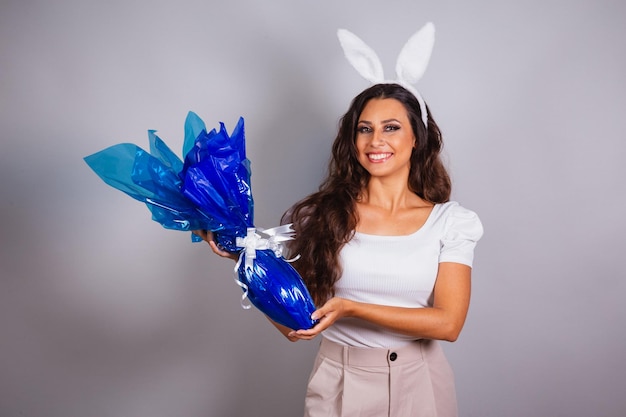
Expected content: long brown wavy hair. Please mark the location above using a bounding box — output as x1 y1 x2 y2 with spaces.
282 83 451 306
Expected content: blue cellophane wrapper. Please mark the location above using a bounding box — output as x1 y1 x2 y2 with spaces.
84 112 317 330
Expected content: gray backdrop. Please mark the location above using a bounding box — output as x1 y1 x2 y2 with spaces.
1 1 625 416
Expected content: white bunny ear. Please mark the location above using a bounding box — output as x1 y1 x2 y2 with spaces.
395 22 435 84
337 29 385 84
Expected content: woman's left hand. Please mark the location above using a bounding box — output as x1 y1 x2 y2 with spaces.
288 297 351 341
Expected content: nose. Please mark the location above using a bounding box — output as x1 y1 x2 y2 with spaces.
371 130 385 147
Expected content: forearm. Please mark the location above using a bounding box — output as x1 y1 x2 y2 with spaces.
266 316 300 342
345 300 466 342
292 263 472 343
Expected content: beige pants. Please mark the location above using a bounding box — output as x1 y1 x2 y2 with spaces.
304 337 458 417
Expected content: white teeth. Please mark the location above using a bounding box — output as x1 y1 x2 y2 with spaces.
369 153 391 160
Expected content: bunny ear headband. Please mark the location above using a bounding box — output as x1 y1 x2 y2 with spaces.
337 22 435 128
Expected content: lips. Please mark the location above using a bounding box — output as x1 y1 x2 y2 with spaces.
367 152 393 162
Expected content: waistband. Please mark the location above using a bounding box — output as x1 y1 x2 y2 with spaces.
318 337 427 367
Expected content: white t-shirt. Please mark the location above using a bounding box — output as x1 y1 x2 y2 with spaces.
322 201 484 348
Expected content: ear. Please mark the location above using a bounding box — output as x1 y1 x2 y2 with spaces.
337 29 385 84
395 22 435 84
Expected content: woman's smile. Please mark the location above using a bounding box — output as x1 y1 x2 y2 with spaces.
366 152 393 162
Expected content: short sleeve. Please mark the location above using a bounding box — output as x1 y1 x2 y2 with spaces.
439 203 484 267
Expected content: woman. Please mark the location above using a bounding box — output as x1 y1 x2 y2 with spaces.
199 83 483 417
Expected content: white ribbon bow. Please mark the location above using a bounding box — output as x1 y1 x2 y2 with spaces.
235 224 297 269
233 224 299 309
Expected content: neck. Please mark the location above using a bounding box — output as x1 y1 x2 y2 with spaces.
360 178 422 213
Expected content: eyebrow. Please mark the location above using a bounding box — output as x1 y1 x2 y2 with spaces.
357 118 402 125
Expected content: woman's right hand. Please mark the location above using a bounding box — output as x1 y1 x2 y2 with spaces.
192 230 239 261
